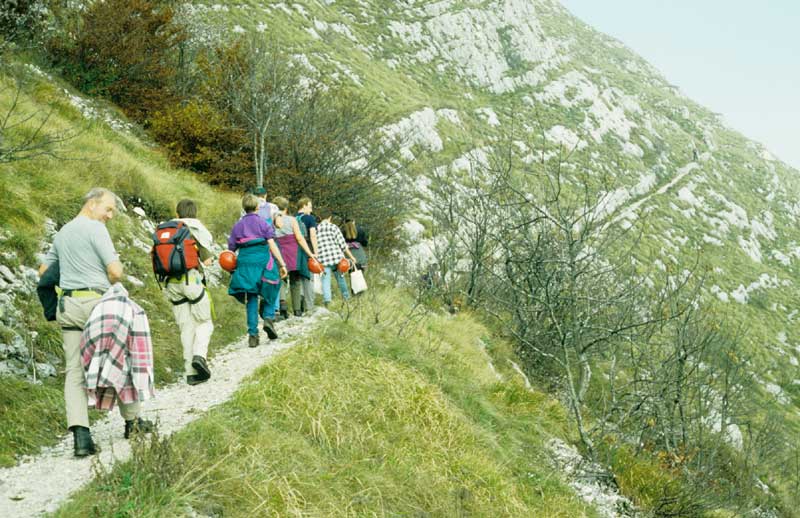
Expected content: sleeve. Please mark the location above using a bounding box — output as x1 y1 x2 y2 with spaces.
190 222 214 261
304 215 318 231
262 219 275 240
92 225 118 266
336 228 347 252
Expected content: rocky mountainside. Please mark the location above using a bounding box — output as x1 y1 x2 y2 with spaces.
185 0 800 408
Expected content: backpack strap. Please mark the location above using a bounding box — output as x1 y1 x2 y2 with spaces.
169 290 206 306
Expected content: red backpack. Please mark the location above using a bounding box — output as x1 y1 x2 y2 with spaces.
151 220 199 284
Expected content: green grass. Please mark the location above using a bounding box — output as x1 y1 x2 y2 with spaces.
54 290 597 517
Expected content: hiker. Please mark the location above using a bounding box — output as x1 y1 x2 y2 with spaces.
342 218 368 271
253 186 278 226
159 199 215 386
272 196 316 318
316 208 358 305
38 187 153 457
296 197 319 312
228 193 288 347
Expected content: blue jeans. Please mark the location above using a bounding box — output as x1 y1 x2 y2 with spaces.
245 293 260 336
321 265 349 303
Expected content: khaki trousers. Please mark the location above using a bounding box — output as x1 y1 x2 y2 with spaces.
57 294 140 428
301 276 315 311
164 271 213 376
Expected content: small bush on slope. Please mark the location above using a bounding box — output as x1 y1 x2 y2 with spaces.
55 290 597 517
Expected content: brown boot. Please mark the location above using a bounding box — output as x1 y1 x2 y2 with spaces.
248 334 259 348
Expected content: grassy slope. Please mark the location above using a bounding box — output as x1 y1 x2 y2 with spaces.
197 0 800 446
55 289 597 517
0 63 245 466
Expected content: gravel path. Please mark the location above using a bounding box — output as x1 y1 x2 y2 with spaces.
0 311 326 518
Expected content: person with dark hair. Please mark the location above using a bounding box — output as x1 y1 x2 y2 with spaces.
272 196 315 317
295 197 318 312
228 194 288 347
163 199 215 386
39 188 153 457
316 208 358 305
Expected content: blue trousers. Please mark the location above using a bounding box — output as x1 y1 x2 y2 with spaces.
321 265 349 303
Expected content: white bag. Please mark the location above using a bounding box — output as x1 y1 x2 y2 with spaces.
350 269 368 294
313 273 323 295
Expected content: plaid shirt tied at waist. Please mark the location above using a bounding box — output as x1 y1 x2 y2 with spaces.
79 283 155 410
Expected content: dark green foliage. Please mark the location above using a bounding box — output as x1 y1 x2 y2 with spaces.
47 0 187 120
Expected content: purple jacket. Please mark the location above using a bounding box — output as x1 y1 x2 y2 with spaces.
228 213 275 251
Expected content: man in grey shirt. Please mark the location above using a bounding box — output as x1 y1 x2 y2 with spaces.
39 188 152 457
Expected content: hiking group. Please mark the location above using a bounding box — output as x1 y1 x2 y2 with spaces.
38 187 368 458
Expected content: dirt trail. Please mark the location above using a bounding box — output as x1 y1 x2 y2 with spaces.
611 161 700 226
0 312 326 517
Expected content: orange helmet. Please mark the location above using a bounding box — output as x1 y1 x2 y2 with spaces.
337 257 350 274
307 257 324 274
219 250 237 272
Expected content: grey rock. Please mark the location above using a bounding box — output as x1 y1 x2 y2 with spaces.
0 265 14 283
127 275 145 288
10 335 30 360
21 267 39 284
35 363 57 378
0 359 28 377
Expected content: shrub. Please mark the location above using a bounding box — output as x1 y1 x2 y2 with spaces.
49 0 187 120
149 100 251 187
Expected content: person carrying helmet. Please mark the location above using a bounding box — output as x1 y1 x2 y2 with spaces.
272 196 316 318
162 199 215 386
295 197 319 313
228 194 288 347
315 208 358 306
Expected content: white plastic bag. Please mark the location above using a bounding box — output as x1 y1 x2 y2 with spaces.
313 273 323 295
350 269 367 294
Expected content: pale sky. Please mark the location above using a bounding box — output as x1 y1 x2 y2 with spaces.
559 1 800 170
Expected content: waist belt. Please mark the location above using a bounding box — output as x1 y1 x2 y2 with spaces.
62 288 104 298
170 290 206 306
238 240 268 248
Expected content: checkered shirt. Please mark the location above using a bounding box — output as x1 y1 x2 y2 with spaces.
316 221 348 266
79 284 155 410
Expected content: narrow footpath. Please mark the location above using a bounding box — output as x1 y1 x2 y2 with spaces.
0 312 326 518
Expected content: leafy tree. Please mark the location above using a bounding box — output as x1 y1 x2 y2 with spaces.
50 0 187 120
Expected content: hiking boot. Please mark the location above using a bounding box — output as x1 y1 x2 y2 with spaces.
187 374 207 386
191 355 211 381
124 417 154 439
248 334 259 348
70 426 96 458
294 310 303 318
263 319 278 340
279 308 289 320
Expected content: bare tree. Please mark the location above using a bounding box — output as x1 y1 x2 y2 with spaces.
207 35 300 190
0 77 77 164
